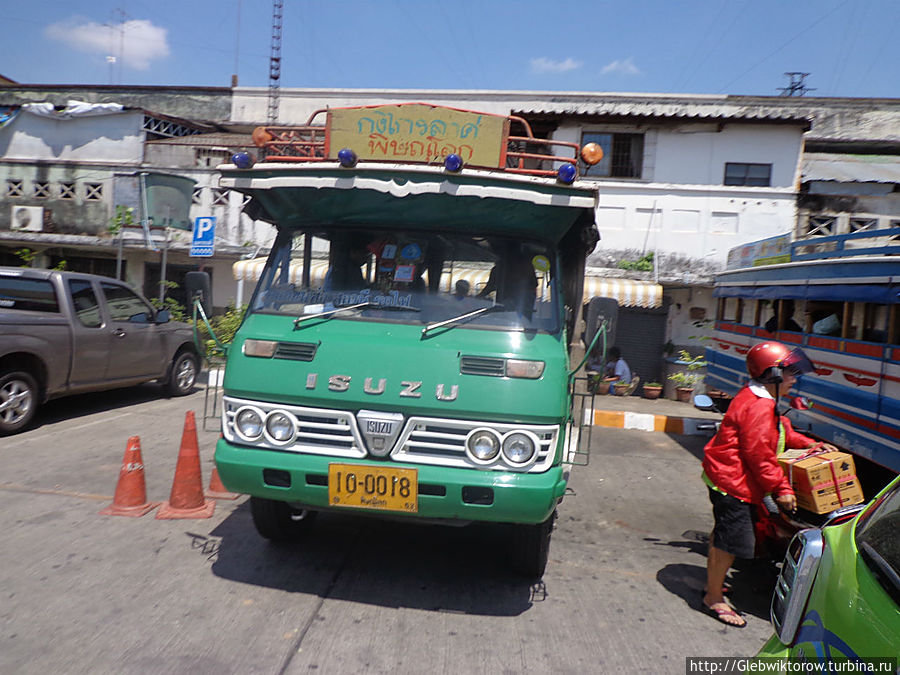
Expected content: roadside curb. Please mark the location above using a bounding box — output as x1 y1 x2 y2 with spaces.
586 408 715 435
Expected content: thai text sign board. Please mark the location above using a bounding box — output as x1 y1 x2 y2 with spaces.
328 104 507 168
726 232 792 270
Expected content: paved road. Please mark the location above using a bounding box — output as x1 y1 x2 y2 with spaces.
1 384 780 674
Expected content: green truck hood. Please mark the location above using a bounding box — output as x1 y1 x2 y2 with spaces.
224 313 569 423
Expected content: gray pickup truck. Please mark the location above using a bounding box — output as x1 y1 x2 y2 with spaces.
0 267 201 435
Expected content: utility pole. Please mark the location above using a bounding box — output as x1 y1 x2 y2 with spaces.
267 0 283 124
778 72 816 97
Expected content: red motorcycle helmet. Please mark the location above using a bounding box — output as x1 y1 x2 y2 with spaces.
746 341 815 383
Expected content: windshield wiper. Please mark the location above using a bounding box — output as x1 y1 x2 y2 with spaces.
422 304 506 336
294 301 420 328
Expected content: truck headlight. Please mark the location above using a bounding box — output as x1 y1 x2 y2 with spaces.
466 428 501 464
235 406 264 441
265 410 296 444
502 431 538 465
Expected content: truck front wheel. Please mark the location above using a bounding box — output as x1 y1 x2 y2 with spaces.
250 497 317 542
510 509 556 578
0 371 38 436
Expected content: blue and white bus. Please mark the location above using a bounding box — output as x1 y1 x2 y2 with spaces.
705 230 900 474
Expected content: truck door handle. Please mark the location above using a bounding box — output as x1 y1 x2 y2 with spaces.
113 328 126 338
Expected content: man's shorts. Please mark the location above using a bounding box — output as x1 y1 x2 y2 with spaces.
708 487 756 559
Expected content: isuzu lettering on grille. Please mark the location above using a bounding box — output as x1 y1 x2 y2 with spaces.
303 373 459 401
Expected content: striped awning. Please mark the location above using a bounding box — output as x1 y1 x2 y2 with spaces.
232 259 661 307
582 277 663 308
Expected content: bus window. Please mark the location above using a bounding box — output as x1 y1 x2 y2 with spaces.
720 297 742 323
889 305 899 346
764 299 803 334
806 301 844 336
862 303 889 343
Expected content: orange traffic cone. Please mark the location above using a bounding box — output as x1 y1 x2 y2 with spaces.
100 436 159 517
156 411 215 519
206 466 238 500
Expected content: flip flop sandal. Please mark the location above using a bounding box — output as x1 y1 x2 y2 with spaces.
702 602 746 628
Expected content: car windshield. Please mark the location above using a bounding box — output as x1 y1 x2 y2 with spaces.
855 477 900 604
247 228 559 333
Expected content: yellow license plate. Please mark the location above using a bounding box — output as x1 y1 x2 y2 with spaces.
328 464 418 513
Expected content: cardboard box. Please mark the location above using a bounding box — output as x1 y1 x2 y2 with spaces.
778 450 865 514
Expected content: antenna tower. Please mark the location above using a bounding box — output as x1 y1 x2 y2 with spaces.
778 72 816 97
267 0 283 123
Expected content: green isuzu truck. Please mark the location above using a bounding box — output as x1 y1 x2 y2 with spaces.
213 104 601 576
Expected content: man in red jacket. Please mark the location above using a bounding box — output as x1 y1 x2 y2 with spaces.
701 341 829 628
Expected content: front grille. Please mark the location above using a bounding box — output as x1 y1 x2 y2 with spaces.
275 341 318 361
460 356 505 377
392 416 558 472
222 396 365 458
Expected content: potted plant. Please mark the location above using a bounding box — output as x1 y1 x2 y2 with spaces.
642 382 663 399
613 380 630 396
667 350 706 402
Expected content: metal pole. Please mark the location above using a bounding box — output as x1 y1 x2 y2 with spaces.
116 230 123 279
159 228 169 303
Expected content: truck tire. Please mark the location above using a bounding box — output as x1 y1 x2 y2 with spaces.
250 497 317 542
510 509 556 578
165 351 198 397
0 370 39 436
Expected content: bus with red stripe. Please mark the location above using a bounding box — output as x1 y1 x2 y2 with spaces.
705 230 900 473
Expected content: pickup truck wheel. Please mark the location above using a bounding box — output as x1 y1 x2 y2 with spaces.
166 352 198 397
0 371 38 435
510 509 556 578
250 497 317 541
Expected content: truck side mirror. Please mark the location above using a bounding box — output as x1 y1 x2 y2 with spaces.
185 271 212 317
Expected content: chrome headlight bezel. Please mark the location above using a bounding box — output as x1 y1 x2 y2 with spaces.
264 410 297 445
234 406 265 442
501 430 539 466
465 427 502 465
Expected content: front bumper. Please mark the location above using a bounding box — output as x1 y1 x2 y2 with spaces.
215 438 566 524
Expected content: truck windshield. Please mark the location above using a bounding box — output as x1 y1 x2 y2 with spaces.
855 478 900 604
247 228 559 333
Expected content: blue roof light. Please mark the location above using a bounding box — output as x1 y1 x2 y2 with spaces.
557 164 577 184
232 152 254 169
443 153 464 172
338 148 358 168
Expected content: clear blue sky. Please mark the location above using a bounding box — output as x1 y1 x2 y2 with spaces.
6 0 899 98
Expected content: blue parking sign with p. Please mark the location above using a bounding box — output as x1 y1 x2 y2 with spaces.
190 217 216 257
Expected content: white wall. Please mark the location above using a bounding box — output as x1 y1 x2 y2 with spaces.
590 182 796 267
1 111 145 163
654 123 802 188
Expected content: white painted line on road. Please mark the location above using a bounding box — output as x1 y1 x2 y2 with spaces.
20 413 135 442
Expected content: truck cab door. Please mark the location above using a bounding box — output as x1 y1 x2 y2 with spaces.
65 279 113 388
99 282 165 380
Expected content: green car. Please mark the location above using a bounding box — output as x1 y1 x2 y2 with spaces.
757 473 900 665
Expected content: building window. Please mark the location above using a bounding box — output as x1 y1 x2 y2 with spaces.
580 132 643 178
85 183 103 201
59 182 77 200
724 162 772 187
192 187 203 205
6 179 23 197
196 148 231 168
211 188 229 206
33 181 51 198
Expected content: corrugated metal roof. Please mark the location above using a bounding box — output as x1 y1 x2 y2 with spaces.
511 97 811 127
802 153 900 183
